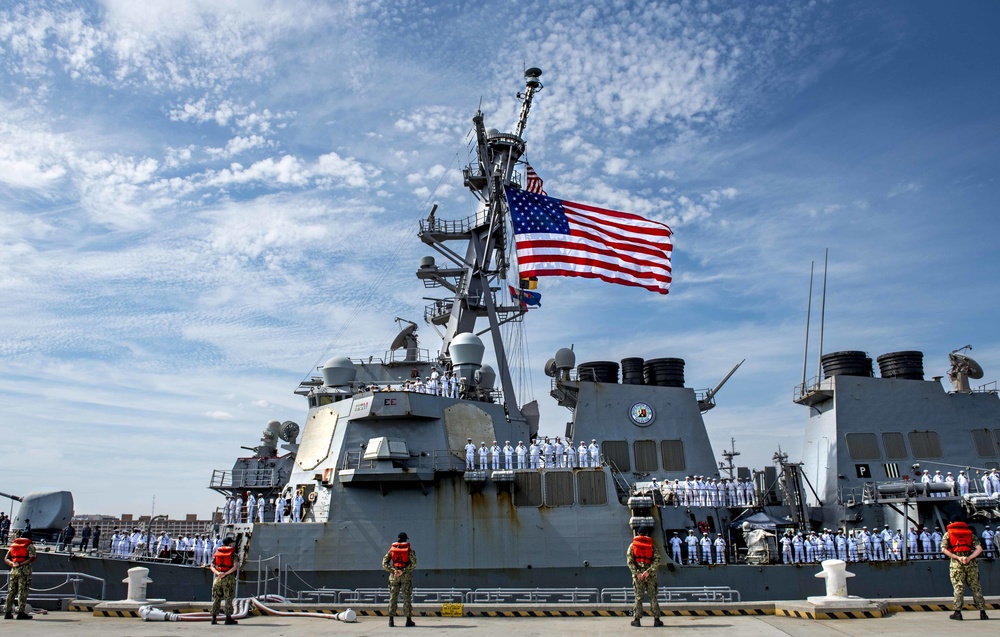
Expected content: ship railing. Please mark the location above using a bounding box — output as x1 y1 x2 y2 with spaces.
377 348 436 366
339 449 470 472
209 468 279 489
469 588 600 604
242 554 283 599
975 380 998 394
0 571 106 602
601 586 741 604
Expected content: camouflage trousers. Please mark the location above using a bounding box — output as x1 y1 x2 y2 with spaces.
5 567 31 613
632 571 660 619
211 575 237 617
950 562 986 611
388 573 413 618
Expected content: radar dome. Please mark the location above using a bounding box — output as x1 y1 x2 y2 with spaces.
322 356 357 387
478 364 497 389
450 333 485 367
554 347 576 371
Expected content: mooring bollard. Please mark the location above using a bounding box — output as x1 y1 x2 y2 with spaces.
123 567 154 602
814 559 855 598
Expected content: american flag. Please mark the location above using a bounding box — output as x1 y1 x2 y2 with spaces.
506 188 672 294
525 164 547 195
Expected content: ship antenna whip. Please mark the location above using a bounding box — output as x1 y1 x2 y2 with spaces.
800 261 814 396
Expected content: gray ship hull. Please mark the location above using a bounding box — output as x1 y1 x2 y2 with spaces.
33 550 998 602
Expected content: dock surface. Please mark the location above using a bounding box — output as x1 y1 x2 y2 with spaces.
7 609 996 636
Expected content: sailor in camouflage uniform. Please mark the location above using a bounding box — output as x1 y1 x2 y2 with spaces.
382 532 417 627
941 519 989 620
627 526 663 627
4 530 37 620
210 537 239 625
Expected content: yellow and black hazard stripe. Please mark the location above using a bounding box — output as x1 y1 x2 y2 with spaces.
93 609 140 618
774 608 886 620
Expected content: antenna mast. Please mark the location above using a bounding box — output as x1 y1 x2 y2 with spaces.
816 249 828 382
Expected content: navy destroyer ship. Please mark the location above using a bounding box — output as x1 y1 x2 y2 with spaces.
23 68 1000 603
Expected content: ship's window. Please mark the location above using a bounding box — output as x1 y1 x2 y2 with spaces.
577 471 608 506
513 472 542 507
987 461 1000 470
971 429 996 457
634 440 658 472
544 471 574 506
882 432 907 459
602 440 630 472
907 431 943 459
660 440 685 471
845 433 881 460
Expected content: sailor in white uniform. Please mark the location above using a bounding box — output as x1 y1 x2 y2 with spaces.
714 534 727 564
700 533 713 564
589 439 600 468
429 368 440 395
567 440 577 468
792 532 804 563
465 438 476 470
669 532 683 563
920 528 932 559
958 470 970 496
235 495 244 523
931 527 943 557
685 530 699 564
490 441 501 471
542 437 554 468
516 441 527 469
292 490 304 523
530 440 541 469
258 496 266 523
274 497 285 523
982 472 993 496
503 441 514 470
246 494 257 522
931 470 944 497
578 441 589 468
448 372 458 398
478 442 489 470
553 437 565 468
984 525 995 558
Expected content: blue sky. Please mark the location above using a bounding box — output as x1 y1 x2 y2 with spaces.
2 0 999 518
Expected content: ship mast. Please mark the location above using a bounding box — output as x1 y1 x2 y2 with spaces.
417 68 544 426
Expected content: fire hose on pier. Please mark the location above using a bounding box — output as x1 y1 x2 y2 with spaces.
138 595 357 623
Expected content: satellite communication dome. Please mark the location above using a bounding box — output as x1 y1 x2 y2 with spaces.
322 356 357 387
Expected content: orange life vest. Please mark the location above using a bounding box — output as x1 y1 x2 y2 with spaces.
947 522 974 554
9 538 31 564
632 535 654 565
214 546 235 571
390 542 410 568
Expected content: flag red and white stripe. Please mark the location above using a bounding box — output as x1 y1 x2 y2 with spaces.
506 188 672 294
525 164 547 195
